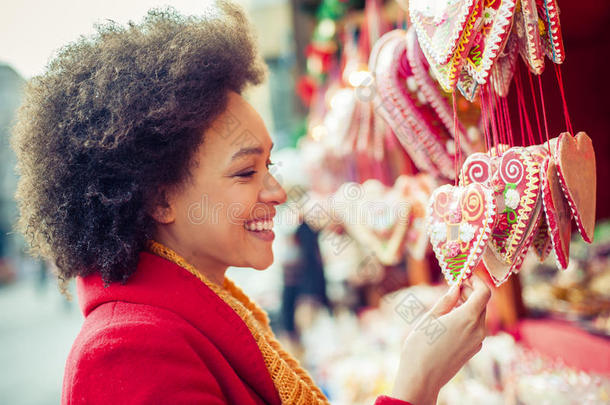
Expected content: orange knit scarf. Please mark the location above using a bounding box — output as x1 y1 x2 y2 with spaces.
147 240 329 404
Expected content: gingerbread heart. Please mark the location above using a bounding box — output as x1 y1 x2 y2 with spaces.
427 183 497 285
531 214 553 261
490 32 519 97
410 0 479 65
457 69 480 101
514 0 545 74
510 197 543 274
526 144 552 261
421 0 482 92
487 147 541 266
541 155 571 269
556 132 596 243
460 152 498 187
463 0 517 85
406 27 476 155
536 0 565 63
372 31 457 179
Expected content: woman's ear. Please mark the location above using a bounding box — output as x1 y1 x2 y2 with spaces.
150 190 176 224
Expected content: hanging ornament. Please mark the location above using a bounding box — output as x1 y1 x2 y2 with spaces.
535 0 565 63
540 153 572 269
490 32 520 97
409 0 479 65
514 0 545 74
427 183 498 285
406 27 481 154
460 152 499 187
463 0 517 85
555 131 597 243
420 1 483 92
371 30 458 179
531 214 553 261
476 147 542 285
526 144 553 262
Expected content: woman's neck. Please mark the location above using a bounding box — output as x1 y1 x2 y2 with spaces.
152 231 228 286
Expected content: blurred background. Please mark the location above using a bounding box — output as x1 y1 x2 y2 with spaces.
1 0 610 404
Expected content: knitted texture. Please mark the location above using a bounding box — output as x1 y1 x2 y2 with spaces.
147 240 329 404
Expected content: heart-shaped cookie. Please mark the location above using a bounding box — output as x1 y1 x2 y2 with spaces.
427 183 497 285
510 197 543 274
457 69 480 101
372 31 457 179
555 132 596 243
421 0 483 92
460 152 499 187
526 144 553 261
406 27 477 155
536 0 565 63
410 0 479 65
490 32 519 97
463 0 517 85
531 214 553 261
514 0 545 74
541 155 571 269
487 147 541 266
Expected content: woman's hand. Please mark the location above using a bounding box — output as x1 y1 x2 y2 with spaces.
391 272 491 405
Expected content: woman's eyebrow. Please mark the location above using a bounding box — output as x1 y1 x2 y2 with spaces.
230 142 274 161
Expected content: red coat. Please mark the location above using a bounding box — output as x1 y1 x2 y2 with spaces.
62 252 412 405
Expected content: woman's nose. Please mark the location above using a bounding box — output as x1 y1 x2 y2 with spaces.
260 172 287 205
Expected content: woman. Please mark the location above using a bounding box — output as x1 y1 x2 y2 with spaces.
11 1 490 404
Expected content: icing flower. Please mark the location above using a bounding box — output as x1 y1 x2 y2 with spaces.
445 241 461 257
483 7 496 25
504 188 520 210
430 222 447 245
459 222 476 243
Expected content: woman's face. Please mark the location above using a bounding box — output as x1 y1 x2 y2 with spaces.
154 91 287 280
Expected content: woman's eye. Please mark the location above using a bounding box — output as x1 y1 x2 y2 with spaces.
235 170 256 178
266 161 275 169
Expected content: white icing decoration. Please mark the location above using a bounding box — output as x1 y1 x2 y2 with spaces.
430 221 447 245
459 222 476 243
504 188 520 210
483 7 496 25
406 76 418 92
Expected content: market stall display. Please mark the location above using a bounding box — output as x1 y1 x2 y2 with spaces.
293 0 608 402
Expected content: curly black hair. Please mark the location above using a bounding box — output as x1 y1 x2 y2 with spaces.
11 0 266 286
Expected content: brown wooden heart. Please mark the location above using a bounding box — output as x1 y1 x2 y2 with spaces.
541 155 571 269
556 131 596 243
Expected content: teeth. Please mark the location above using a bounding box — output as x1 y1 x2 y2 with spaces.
244 219 273 231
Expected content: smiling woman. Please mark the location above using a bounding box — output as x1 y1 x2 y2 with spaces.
10 1 490 404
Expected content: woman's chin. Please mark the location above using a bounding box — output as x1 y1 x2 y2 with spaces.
249 252 274 270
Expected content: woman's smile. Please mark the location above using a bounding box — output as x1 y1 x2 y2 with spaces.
244 217 275 241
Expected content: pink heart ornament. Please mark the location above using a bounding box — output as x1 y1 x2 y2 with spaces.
410 0 479 65
372 31 457 179
427 183 497 285
526 144 553 261
406 27 477 155
483 147 541 284
463 0 517 85
514 0 545 74
536 0 565 63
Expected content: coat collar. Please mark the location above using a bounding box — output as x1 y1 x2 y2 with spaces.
77 251 280 405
